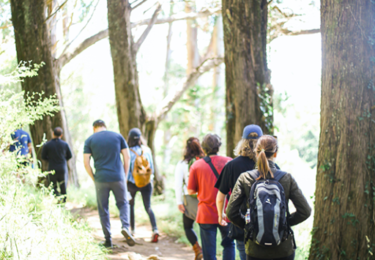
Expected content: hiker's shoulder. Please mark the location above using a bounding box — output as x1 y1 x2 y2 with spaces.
236 170 255 186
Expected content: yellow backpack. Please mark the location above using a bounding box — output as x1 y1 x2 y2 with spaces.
130 148 152 188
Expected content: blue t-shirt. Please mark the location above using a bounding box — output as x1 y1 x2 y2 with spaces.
84 131 128 182
9 129 31 156
127 145 154 184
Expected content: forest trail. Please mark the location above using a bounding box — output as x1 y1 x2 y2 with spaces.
68 204 194 260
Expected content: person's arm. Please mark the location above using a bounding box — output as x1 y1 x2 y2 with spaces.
187 164 198 195
121 148 130 179
147 148 154 175
41 144 48 161
226 175 247 229
28 143 32 155
84 154 95 182
288 175 312 226
66 144 73 161
216 191 227 226
27 134 32 155
174 161 185 213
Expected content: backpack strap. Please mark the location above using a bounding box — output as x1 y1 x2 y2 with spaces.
248 170 259 181
130 147 143 157
203 156 219 179
272 170 287 182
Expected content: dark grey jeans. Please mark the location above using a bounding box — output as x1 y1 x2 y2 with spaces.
95 180 130 240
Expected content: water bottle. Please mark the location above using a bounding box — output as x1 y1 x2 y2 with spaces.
245 209 251 224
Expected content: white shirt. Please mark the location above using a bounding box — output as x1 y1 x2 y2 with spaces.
174 160 189 205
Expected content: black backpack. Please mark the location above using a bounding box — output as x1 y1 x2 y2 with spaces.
245 170 296 248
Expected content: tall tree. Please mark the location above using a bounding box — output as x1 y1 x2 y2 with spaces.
10 0 79 186
222 0 272 158
309 1 375 259
107 0 222 193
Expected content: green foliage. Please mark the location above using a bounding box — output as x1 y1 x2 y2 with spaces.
258 83 274 133
0 70 105 259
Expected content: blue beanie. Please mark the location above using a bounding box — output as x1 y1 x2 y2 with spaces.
242 125 263 139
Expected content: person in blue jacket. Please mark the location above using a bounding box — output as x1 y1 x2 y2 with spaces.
9 128 32 166
127 128 159 243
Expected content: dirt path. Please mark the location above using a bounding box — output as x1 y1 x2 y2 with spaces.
68 204 195 260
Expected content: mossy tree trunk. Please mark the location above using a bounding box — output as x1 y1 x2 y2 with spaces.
222 0 272 158
10 0 79 187
309 1 375 259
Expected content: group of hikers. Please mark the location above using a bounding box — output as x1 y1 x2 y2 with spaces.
10 121 312 260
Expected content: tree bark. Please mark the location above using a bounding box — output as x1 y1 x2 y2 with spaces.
222 0 271 158
10 0 79 187
309 1 375 259
9 0 71 182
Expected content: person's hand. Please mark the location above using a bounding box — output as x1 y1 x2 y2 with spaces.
178 204 185 214
218 214 228 226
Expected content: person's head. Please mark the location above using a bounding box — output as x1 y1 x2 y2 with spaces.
201 133 222 156
234 124 263 159
53 127 63 138
255 135 278 180
183 137 205 162
128 128 143 147
93 119 107 133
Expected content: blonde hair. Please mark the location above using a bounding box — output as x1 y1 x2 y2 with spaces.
233 133 259 159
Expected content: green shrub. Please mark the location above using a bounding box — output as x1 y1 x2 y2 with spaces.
0 67 105 259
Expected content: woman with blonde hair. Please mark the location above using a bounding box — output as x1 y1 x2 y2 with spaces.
226 135 311 260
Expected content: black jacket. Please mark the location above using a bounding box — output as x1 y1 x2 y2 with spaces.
42 138 72 172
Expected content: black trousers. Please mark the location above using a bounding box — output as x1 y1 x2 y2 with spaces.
183 214 198 246
247 252 295 260
127 182 158 232
48 169 67 203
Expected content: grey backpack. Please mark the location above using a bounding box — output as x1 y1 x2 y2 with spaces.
245 170 296 248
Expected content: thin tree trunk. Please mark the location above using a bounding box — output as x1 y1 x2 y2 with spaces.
209 15 225 135
222 0 271 158
162 0 174 170
309 1 375 259
49 0 79 187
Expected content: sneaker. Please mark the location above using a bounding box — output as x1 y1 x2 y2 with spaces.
101 239 113 248
151 231 159 243
121 228 136 247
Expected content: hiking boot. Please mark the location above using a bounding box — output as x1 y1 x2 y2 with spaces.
151 230 159 243
121 228 136 247
193 242 203 260
101 239 113 248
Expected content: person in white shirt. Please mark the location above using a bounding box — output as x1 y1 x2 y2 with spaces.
174 137 204 260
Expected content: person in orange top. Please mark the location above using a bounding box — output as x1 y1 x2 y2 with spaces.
187 133 235 260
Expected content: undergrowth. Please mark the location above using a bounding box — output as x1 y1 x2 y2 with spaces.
0 68 105 259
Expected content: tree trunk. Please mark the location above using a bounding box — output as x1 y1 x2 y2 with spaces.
222 0 271 158
10 0 78 186
162 0 174 171
107 0 163 193
10 0 79 187
209 15 225 135
309 1 375 259
185 0 201 138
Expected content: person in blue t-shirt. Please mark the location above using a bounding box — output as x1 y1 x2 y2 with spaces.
9 128 32 165
83 120 136 248
127 128 159 243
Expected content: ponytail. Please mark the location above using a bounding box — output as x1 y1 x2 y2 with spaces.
255 136 278 180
